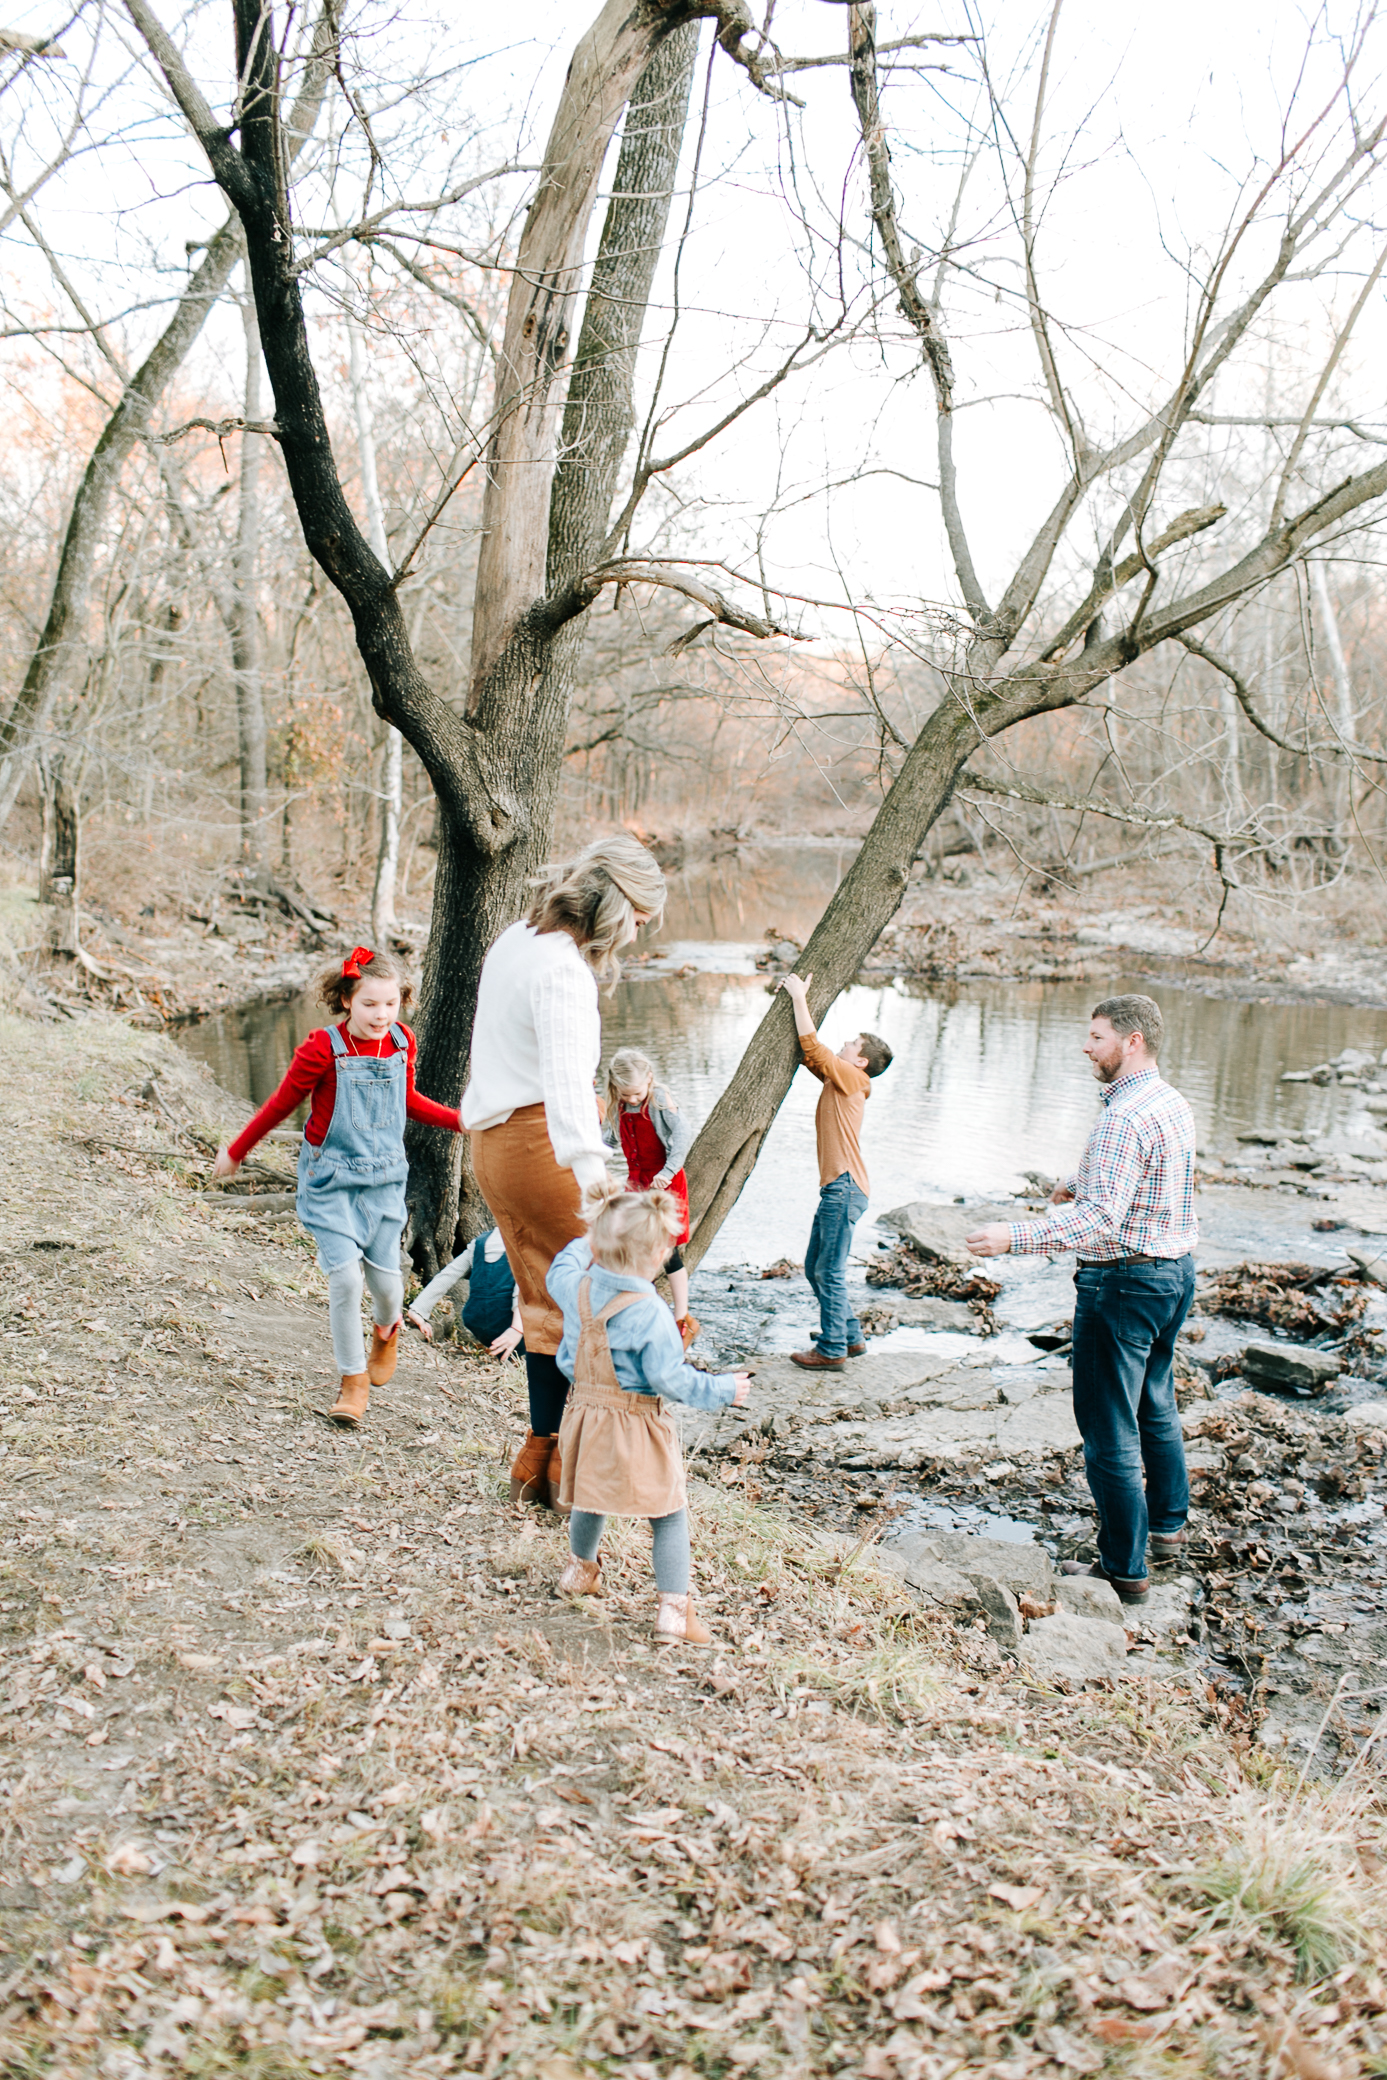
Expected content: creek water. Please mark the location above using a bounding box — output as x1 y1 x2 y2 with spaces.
176 844 1387 1270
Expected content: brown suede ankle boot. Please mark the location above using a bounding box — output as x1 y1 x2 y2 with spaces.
509 1430 553 1505
557 1557 602 1596
368 1320 401 1387
676 1312 701 1351
329 1373 370 1426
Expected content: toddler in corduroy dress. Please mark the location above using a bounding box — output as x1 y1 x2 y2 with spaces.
547 1180 750 1645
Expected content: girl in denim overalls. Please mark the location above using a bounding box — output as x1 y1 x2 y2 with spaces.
214 948 462 1425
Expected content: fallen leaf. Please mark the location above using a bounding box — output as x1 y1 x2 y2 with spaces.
1119 1955 1188 2010
1261 2014 1346 2080
1091 2017 1157 2044
107 1843 154 1876
1034 2025 1103 2073
874 1919 902 1953
290 1840 321 1867
1018 1595 1056 1621
990 1882 1045 1911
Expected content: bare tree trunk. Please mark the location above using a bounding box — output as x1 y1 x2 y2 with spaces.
407 20 702 1264
0 218 243 832
347 310 402 942
38 757 79 955
231 287 269 877
0 11 332 839
1310 558 1355 837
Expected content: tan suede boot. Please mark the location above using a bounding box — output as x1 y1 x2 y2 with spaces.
654 1593 711 1647
328 1372 370 1426
509 1430 553 1505
368 1320 401 1386
557 1557 603 1597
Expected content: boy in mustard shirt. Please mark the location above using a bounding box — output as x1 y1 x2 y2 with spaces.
778 972 893 1370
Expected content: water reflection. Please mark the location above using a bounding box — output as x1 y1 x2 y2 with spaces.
177 950 1387 1271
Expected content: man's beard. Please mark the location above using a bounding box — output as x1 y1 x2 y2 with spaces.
1090 1047 1125 1084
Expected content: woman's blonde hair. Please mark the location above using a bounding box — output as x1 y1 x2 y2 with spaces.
581 1176 680 1276
528 834 666 991
605 1046 671 1128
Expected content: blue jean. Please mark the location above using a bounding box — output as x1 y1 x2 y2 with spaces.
1071 1255 1195 1581
805 1171 869 1358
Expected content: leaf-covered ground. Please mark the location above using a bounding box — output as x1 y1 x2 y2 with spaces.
1 1015 1384 2079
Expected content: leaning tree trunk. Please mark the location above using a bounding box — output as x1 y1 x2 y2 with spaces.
406 22 702 1267
346 309 404 942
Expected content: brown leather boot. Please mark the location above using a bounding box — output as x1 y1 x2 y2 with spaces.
509 1430 553 1505
546 1439 570 1515
329 1372 370 1426
654 1593 712 1647
676 1312 701 1351
368 1320 401 1386
557 1557 603 1596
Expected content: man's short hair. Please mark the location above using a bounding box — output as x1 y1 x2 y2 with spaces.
1092 993 1164 1055
859 1032 893 1078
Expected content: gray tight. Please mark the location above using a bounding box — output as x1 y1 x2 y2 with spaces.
327 1257 404 1375
569 1508 690 1593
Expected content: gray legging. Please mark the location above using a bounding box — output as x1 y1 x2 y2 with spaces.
569 1508 690 1593
328 1256 404 1376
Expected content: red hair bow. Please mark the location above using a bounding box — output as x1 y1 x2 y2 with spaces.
342 945 375 979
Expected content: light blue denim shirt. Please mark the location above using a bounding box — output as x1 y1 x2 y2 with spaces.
548 1239 736 1411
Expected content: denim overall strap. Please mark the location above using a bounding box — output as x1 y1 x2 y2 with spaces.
320 1023 408 1179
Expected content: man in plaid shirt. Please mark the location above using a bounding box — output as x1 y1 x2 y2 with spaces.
967 995 1196 1605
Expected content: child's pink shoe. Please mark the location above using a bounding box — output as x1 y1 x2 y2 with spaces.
654 1593 711 1646
557 1558 603 1597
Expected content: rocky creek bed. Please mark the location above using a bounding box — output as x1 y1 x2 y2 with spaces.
1 1015 1384 2077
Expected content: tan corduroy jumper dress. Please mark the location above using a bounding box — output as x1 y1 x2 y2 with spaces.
557 1279 688 1518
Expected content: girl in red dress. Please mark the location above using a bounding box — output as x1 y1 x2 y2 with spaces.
603 1047 699 1347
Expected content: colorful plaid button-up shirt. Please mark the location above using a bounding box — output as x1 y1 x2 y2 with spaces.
1008 1067 1198 1261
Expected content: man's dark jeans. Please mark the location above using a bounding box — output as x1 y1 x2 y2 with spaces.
805 1170 868 1358
1071 1254 1195 1581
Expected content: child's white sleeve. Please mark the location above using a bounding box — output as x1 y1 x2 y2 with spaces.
411 1242 474 1321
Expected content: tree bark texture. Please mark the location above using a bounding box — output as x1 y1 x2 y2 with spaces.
232 290 270 872
38 759 80 955
347 310 403 940
407 20 702 1266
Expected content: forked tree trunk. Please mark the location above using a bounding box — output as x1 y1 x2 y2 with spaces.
406 22 702 1265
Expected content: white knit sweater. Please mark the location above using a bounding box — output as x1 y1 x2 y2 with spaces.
461 922 607 1190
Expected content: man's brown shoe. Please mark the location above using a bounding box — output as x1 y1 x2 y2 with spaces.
791 1347 845 1371
368 1320 401 1386
847 1340 867 1357
1148 1529 1188 1562
509 1429 554 1504
1062 1558 1148 1605
329 1372 370 1426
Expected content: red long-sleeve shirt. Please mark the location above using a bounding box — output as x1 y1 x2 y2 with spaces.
227 1022 460 1165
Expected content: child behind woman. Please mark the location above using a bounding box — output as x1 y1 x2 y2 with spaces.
547 1180 750 1645
604 1047 698 1346
214 947 462 1426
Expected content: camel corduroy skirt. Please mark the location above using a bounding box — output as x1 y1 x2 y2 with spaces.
469 1103 586 1356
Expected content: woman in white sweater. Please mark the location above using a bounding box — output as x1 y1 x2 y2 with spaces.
464 834 667 1509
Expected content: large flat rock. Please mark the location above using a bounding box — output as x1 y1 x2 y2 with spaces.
877 1200 1020 1263
1021 1611 1129 1684
927 1532 1055 1596
818 1388 1082 1467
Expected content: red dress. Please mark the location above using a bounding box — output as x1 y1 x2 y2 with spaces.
618 1102 690 1246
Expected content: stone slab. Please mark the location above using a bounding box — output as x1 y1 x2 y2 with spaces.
821 1388 1083 1467
1020 1611 1129 1684
1241 1342 1342 1391
877 1200 1019 1264
1346 1246 1387 1285
1344 1399 1387 1431
1055 1576 1124 1623
927 1533 1055 1597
